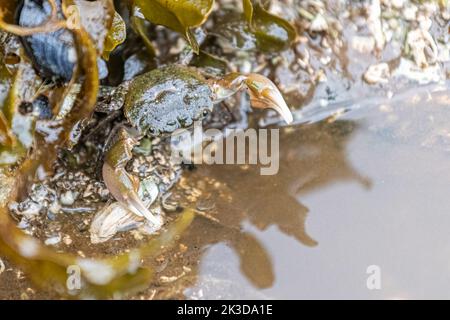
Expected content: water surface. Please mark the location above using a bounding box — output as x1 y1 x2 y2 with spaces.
182 82 450 299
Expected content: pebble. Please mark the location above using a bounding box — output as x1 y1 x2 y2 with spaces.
0 258 5 275
48 202 61 215
162 195 179 212
83 185 93 198
196 198 215 212
310 14 328 32
20 202 42 218
140 179 159 204
351 36 375 54
77 251 86 258
131 230 144 241
99 188 110 198
20 292 30 300
391 0 404 9
63 235 73 245
364 63 390 84
30 184 49 203
60 191 76 205
44 235 61 246
17 218 30 229
179 244 188 253
76 220 89 232
403 4 417 21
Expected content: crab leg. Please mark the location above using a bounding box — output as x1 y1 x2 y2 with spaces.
210 73 293 124
102 128 161 225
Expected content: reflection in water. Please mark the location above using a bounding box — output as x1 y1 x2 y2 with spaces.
169 84 450 300
167 120 371 295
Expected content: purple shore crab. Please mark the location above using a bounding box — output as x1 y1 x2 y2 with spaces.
98 64 293 226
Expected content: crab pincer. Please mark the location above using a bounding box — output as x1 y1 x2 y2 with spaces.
102 128 161 226
209 72 294 124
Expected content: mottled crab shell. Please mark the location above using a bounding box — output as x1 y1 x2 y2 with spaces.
124 65 214 135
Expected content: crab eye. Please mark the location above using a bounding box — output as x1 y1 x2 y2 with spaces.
148 127 159 136
177 114 188 126
166 119 177 126
202 109 211 117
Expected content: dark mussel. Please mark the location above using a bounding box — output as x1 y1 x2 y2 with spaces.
16 0 107 81
18 95 53 119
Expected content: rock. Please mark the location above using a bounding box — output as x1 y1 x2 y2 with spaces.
44 234 61 246
48 202 61 215
393 58 443 84
29 184 49 203
310 14 328 32
351 36 375 54
0 258 5 275
139 178 159 204
363 63 390 84
19 201 42 219
403 4 417 21
390 0 404 9
60 191 76 205
367 0 385 50
406 27 438 68
63 235 73 245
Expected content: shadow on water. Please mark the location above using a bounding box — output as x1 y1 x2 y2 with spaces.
173 119 372 292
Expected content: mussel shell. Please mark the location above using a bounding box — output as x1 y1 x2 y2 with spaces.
16 0 109 81
17 0 76 81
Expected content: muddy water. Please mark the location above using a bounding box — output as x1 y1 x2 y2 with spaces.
179 82 450 299
0 82 448 300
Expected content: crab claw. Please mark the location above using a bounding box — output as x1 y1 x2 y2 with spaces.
102 128 161 226
244 73 293 124
210 73 293 124
102 163 161 226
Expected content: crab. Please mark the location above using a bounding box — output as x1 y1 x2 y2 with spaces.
97 64 293 225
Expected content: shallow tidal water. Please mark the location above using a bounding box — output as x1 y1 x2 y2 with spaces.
1 81 448 300
180 81 450 299
0 0 449 301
